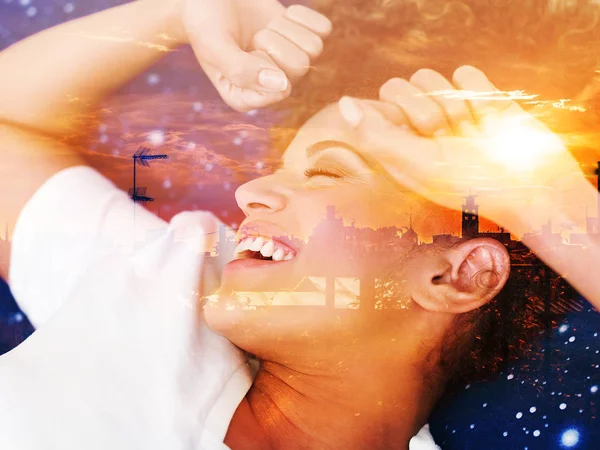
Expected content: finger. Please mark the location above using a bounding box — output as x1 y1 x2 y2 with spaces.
208 50 291 112
338 96 438 171
253 28 311 82
189 27 289 93
409 68 475 132
379 77 452 136
360 99 412 131
452 65 524 121
285 5 333 38
268 15 324 60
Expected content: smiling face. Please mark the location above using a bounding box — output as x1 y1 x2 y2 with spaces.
219 103 427 294
205 101 511 392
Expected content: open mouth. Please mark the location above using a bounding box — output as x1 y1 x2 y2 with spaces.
234 236 296 262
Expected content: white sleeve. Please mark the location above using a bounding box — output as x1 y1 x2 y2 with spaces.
9 166 167 328
409 424 441 450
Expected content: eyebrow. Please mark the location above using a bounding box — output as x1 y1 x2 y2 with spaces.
306 140 363 158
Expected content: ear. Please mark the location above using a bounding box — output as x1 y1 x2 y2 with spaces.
411 238 510 314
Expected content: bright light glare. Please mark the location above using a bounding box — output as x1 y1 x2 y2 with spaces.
482 115 562 171
560 428 580 447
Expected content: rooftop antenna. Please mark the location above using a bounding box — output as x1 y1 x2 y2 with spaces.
129 147 169 246
129 147 169 204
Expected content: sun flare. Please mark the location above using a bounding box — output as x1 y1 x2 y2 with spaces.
481 115 563 171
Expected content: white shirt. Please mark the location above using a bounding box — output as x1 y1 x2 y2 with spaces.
1 166 439 450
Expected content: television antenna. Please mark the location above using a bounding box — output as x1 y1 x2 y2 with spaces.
130 147 169 205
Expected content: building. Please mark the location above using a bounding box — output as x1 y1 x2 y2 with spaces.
462 195 480 239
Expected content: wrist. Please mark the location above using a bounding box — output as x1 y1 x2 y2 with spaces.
500 171 596 239
141 0 188 46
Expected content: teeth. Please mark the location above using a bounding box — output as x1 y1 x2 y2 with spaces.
233 238 252 256
272 248 285 262
235 235 296 261
249 237 264 252
259 240 275 257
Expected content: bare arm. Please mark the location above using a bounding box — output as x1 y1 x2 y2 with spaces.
0 0 184 139
0 0 329 283
0 0 185 280
339 66 600 311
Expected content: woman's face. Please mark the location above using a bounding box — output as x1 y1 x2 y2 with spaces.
220 102 427 294
206 102 510 367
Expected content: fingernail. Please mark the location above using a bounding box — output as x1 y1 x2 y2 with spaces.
258 69 288 92
339 96 363 128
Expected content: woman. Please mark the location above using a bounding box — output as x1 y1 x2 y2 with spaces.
0 1 596 449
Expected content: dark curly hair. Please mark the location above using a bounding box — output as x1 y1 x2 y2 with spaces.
269 0 597 393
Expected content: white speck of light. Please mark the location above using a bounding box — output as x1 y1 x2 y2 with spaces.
533 430 541 437
559 403 567 410
186 142 197 150
465 384 471 390
233 136 243 146
205 163 214 171
591 385 598 394
516 412 523 419
255 161 264 170
569 336 576 342
148 130 165 145
503 432 508 437
507 374 514 380
147 73 161 86
19 0 30 6
246 109 258 116
25 6 36 16
530 406 537 413
483 403 488 408
63 2 74 13
193 102 203 112
559 324 569 333
470 424 475 429
12 312 23 323
560 428 580 447
163 178 172 189
594 332 598 337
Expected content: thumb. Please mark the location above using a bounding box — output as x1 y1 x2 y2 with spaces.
190 28 289 93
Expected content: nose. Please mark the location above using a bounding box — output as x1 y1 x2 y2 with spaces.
235 175 288 216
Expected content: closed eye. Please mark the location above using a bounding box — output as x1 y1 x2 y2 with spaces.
304 168 343 179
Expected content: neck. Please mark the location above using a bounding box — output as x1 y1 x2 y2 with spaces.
225 329 445 449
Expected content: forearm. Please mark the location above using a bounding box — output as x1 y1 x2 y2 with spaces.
0 0 185 138
517 179 600 311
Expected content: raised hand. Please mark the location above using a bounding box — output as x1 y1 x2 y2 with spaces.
182 0 331 112
338 66 588 235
